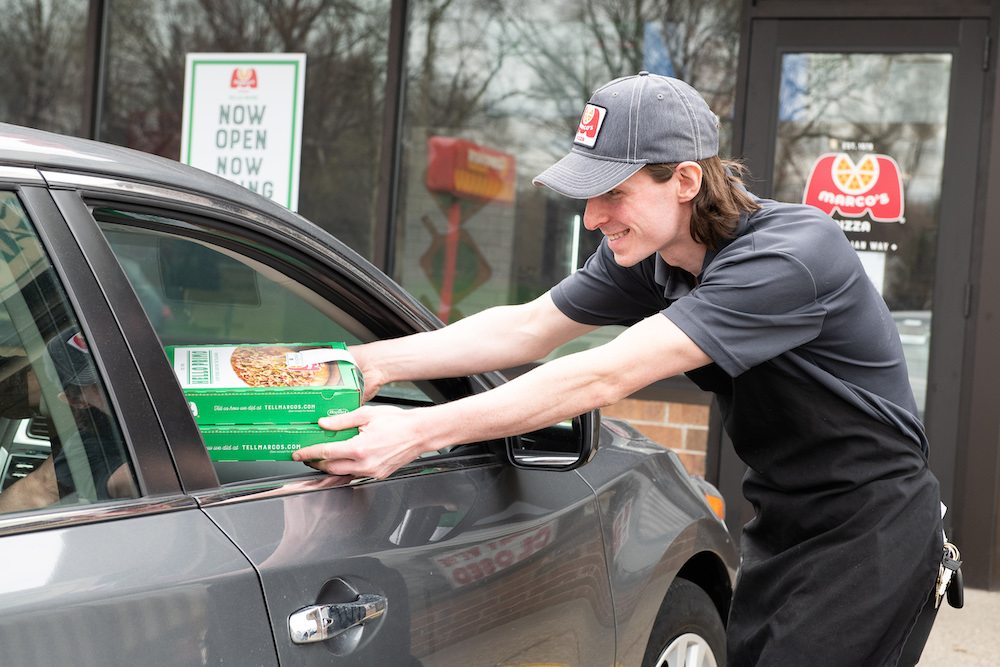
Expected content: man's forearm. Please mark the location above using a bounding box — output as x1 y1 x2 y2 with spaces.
352 295 594 386
410 343 623 448
401 312 713 450
298 313 711 479
0 457 59 513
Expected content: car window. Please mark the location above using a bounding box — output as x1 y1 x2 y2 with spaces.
96 210 444 402
0 192 137 515
95 209 481 485
101 221 361 348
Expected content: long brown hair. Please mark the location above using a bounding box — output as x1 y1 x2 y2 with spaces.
646 157 760 250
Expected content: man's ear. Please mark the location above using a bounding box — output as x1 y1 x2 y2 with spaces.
674 161 703 203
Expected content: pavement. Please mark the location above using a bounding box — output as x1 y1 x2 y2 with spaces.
919 587 1000 665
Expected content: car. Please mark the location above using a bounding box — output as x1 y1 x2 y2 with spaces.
0 122 737 667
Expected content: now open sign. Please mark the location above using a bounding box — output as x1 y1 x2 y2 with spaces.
181 53 306 211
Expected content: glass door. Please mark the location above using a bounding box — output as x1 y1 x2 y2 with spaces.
775 50 950 418
731 18 988 519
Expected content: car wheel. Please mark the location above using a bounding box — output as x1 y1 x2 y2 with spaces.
641 577 727 667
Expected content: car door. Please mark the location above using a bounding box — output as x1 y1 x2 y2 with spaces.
60 179 617 666
0 179 278 666
202 450 611 667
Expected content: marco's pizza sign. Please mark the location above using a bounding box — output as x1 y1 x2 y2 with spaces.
803 153 905 252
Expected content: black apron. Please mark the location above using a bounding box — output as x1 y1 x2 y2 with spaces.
688 361 942 667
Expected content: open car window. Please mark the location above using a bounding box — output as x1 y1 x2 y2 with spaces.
0 192 138 516
93 208 490 485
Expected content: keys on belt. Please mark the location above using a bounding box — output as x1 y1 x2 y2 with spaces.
935 541 963 609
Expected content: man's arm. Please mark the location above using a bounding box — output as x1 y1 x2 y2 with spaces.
0 455 59 513
295 312 711 478
351 292 597 400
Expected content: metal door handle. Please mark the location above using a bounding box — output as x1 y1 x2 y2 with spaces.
289 594 387 644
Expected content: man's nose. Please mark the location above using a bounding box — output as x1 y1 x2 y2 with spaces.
583 198 605 230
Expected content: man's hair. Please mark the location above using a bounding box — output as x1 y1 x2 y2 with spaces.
646 157 761 250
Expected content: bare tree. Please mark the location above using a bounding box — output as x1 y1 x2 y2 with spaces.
407 0 510 135
0 0 88 136
494 0 742 152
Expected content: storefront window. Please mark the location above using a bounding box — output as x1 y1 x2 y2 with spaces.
99 0 391 259
0 0 89 137
394 0 742 355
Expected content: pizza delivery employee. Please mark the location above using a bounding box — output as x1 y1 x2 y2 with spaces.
295 72 944 665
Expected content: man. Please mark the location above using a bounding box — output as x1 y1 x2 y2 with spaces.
295 72 942 665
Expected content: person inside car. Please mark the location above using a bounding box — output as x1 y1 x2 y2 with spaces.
0 329 133 513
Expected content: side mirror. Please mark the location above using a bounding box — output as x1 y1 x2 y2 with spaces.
506 409 600 471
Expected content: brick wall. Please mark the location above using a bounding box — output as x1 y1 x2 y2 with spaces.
601 399 710 477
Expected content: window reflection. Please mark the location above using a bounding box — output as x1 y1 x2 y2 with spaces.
0 193 136 515
397 0 742 335
775 52 952 417
100 0 391 259
0 0 89 137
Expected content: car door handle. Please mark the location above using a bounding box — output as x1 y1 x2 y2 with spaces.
288 594 387 644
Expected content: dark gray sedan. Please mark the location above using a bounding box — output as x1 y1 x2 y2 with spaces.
0 123 737 666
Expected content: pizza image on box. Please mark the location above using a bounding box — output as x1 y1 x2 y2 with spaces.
230 345 343 387
168 342 356 390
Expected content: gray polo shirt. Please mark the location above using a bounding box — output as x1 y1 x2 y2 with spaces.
551 197 927 455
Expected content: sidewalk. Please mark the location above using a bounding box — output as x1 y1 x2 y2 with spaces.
919 587 1000 665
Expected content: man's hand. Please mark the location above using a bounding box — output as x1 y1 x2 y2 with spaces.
292 405 432 479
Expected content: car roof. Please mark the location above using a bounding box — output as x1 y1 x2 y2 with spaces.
0 122 444 334
0 122 303 229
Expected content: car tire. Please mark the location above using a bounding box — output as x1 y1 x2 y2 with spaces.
640 577 727 667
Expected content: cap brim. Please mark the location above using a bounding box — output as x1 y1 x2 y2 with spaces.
532 150 645 199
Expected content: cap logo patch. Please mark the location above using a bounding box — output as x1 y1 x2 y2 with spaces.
68 332 89 354
575 104 606 148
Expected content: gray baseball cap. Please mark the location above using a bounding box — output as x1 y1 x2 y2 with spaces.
533 72 720 199
46 328 99 387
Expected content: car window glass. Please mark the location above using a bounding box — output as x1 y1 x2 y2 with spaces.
101 223 360 347
0 192 137 516
96 212 475 485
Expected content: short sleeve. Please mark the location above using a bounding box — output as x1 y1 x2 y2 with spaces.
665 250 827 377
550 241 674 326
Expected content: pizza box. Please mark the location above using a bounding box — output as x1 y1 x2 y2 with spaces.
199 424 353 462
165 342 363 460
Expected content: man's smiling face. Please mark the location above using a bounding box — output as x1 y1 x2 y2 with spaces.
582 165 704 273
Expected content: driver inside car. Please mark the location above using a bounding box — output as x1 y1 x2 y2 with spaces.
0 329 134 513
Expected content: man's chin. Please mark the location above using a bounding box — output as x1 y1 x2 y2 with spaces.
611 251 652 268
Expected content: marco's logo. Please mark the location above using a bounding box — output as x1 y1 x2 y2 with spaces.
230 67 258 89
575 104 606 148
803 153 903 223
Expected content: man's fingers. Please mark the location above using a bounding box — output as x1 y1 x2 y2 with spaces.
301 454 393 480
318 409 369 432
293 438 355 463
362 384 382 403
347 346 386 403
293 438 393 479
